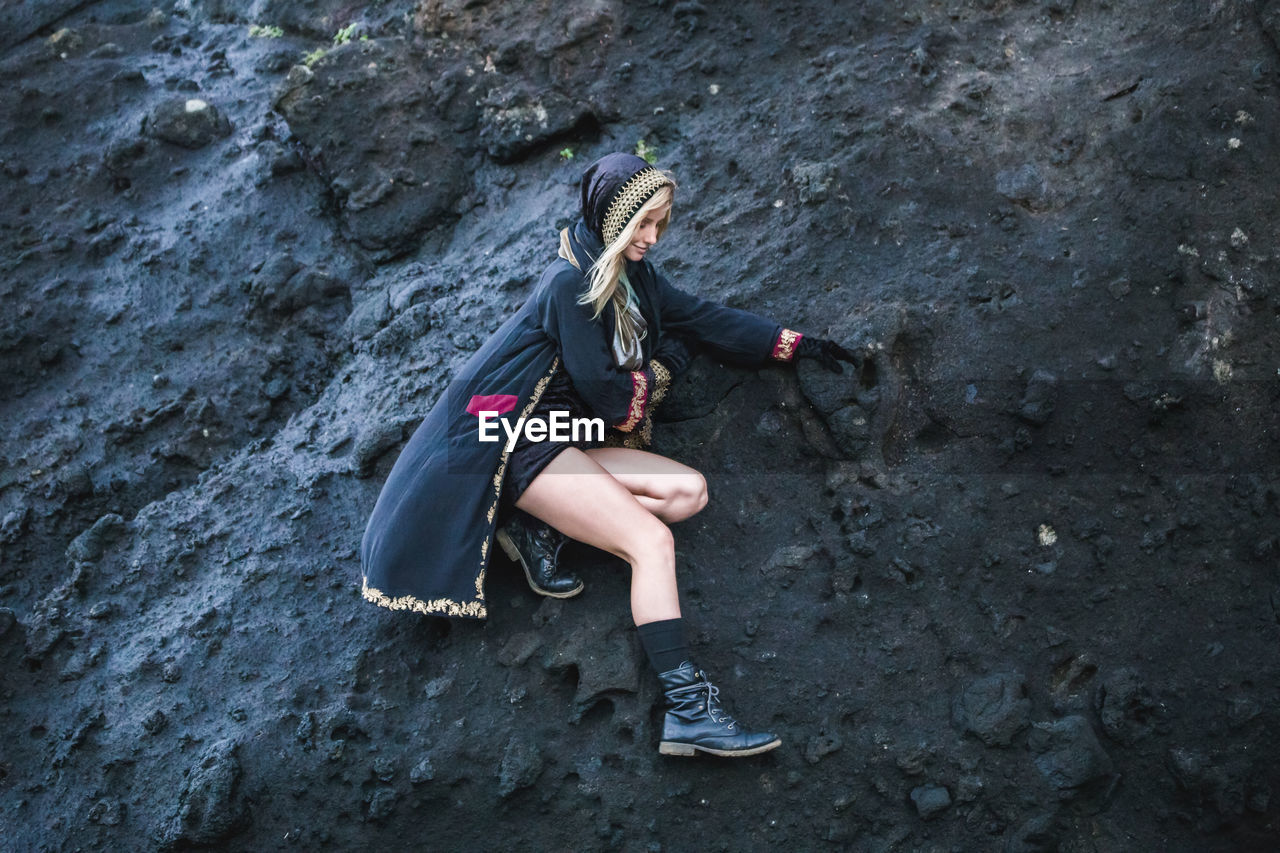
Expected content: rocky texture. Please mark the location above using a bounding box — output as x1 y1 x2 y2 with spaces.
1 0 1278 850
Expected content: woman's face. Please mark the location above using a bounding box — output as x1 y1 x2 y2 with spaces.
623 202 671 262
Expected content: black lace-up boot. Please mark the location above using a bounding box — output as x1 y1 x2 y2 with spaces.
657 662 781 757
495 513 584 599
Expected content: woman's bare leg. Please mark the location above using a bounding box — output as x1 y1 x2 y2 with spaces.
514 447 680 625
583 446 708 524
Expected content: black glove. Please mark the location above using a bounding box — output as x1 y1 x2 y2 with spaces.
795 337 861 374
652 335 693 376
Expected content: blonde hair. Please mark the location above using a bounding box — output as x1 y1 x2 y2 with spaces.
577 182 675 354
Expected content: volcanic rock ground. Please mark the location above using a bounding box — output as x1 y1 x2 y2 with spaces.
2 0 1279 850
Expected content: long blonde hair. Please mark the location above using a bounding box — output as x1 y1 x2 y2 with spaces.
575 183 675 354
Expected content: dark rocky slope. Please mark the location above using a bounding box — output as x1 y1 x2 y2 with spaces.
2 0 1278 849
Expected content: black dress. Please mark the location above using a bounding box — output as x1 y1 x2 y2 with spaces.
500 369 604 513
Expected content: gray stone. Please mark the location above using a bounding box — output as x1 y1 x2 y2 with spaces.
953 672 1031 746
142 710 168 735
251 258 347 316
1107 277 1131 300
1094 668 1158 745
791 160 838 204
87 225 126 259
289 269 346 313
344 291 392 342
87 798 125 826
353 420 410 478
954 775 984 803
764 544 819 573
103 137 148 178
0 507 28 543
410 756 435 784
161 740 249 848
1168 746 1254 820
804 731 843 765
1048 652 1096 713
497 733 543 797
1028 715 1113 791
144 98 232 149
826 404 875 458
369 303 435 358
1018 370 1058 426
910 784 951 819
796 358 859 416
66 514 126 563
366 787 397 821
996 163 1049 209
478 85 595 163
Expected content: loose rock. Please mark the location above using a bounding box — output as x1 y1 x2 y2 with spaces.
996 163 1050 210
1095 668 1159 745
66 513 126 563
479 86 595 163
953 672 1031 747
910 784 951 819
1028 716 1113 792
497 733 543 797
160 740 249 848
1018 370 1058 426
144 98 232 149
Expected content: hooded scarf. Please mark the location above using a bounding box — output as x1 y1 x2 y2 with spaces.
579 152 673 245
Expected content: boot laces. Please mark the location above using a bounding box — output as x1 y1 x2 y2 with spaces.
667 672 737 727
532 525 565 561
697 674 735 728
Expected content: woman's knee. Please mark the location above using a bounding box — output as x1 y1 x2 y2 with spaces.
665 471 708 522
690 471 708 513
620 513 675 566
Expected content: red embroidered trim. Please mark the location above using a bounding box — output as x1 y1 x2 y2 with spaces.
616 370 649 432
772 329 802 362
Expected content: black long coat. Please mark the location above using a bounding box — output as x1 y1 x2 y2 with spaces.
359 220 800 619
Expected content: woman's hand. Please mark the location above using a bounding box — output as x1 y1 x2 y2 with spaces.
795 337 861 374
653 335 693 375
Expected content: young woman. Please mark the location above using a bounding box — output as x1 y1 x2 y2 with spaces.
361 152 859 757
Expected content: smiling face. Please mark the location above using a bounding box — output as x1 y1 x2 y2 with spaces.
622 201 672 262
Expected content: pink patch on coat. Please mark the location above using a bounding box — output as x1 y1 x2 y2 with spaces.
466 394 519 416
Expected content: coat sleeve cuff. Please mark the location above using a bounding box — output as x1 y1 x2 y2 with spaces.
614 368 652 432
771 328 803 362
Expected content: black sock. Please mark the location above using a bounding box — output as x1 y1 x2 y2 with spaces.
636 618 691 674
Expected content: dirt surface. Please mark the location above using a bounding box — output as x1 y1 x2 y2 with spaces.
2 0 1278 850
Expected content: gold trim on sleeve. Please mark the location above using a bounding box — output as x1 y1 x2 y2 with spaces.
615 369 649 432
772 328 802 362
608 359 671 450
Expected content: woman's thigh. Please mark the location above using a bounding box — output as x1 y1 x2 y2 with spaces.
583 446 708 523
514 447 670 563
